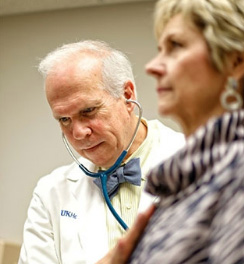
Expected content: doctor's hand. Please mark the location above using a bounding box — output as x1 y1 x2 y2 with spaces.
96 204 156 264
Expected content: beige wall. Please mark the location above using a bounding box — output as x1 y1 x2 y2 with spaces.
0 1 180 244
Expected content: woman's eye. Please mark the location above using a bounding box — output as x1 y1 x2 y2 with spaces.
170 40 182 49
59 117 70 126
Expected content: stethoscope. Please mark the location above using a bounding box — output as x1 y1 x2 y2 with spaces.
62 99 143 230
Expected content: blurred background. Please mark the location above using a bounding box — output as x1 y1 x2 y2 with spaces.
0 0 181 256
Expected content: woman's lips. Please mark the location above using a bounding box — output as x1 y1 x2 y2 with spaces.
157 87 172 93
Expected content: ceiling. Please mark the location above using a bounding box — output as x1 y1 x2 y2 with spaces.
0 0 155 16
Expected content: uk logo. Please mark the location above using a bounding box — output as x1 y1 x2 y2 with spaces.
61 210 77 219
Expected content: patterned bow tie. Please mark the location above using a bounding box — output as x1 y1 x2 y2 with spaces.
94 158 142 199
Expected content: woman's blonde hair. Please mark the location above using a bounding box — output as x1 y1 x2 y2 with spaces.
154 0 244 72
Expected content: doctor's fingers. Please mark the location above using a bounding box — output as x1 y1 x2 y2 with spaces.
111 204 156 264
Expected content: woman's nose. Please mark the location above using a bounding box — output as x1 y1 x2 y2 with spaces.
72 121 92 140
145 55 166 77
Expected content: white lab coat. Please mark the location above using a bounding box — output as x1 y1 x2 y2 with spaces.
19 120 185 264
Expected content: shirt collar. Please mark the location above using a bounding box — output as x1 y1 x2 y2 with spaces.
99 118 150 181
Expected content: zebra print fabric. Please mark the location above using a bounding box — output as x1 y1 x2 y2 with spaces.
129 110 244 264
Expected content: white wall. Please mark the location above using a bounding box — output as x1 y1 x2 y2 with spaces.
0 1 181 244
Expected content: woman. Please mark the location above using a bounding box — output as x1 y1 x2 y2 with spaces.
98 0 244 263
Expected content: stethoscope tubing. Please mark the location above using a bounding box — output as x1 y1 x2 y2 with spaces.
62 99 143 230
100 171 128 230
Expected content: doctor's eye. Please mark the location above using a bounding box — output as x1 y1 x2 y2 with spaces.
59 117 71 126
82 107 96 115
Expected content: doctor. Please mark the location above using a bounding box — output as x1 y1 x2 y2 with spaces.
18 40 185 264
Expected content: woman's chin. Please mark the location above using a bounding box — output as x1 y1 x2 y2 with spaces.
158 104 174 117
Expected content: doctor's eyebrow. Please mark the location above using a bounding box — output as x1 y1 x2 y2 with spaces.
53 101 104 121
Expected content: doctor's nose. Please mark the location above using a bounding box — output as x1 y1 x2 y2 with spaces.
72 121 92 140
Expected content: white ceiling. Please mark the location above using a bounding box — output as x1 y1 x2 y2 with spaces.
0 0 154 16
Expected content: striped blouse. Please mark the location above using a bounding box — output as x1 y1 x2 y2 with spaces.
129 110 244 264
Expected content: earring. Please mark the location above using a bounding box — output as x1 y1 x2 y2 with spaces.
220 77 243 111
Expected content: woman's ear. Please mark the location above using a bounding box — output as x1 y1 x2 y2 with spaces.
231 52 244 81
233 53 244 105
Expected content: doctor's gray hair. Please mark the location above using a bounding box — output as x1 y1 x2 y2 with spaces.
38 40 137 99
154 0 244 72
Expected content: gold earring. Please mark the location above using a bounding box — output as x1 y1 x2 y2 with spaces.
220 77 243 111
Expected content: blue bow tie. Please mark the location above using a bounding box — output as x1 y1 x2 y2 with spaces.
94 158 142 199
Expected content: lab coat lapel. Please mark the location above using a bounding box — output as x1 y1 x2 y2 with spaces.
67 162 109 263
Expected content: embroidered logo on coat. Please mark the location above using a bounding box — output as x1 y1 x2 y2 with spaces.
61 210 77 219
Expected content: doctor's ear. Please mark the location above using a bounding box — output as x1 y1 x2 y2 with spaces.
123 81 136 101
124 97 136 113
